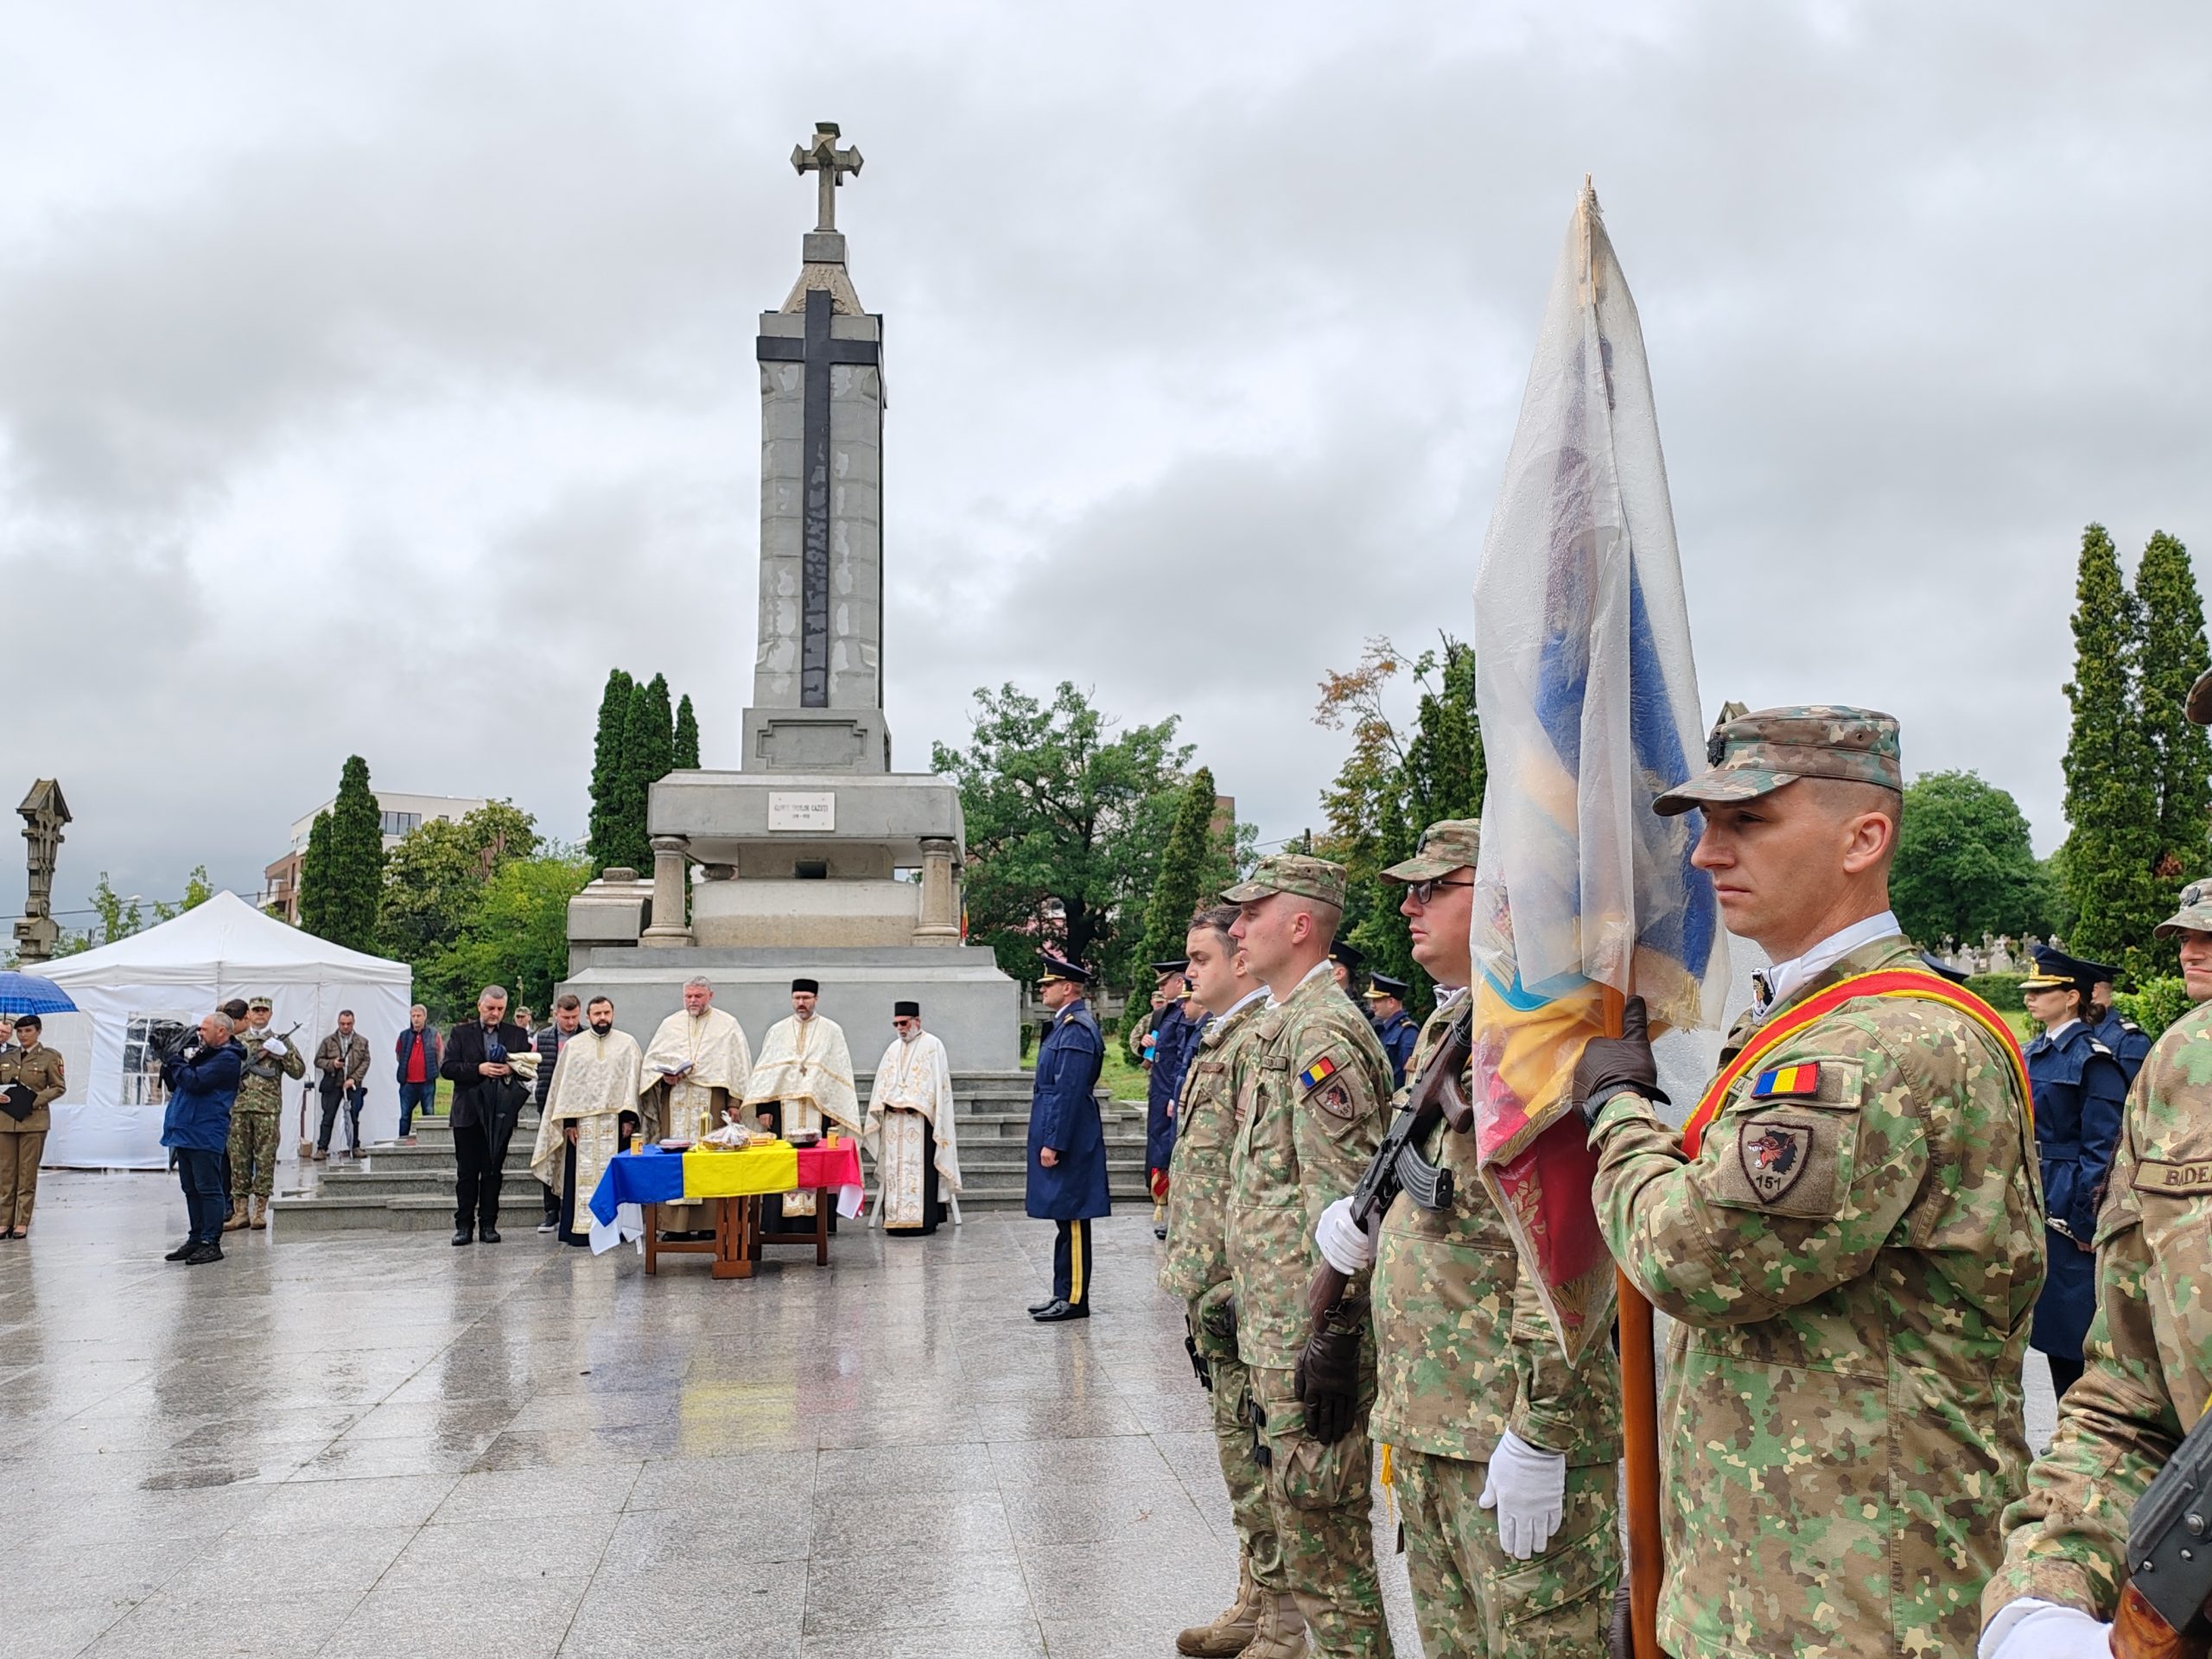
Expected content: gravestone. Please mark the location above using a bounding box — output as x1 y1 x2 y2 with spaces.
562 125 1020 1066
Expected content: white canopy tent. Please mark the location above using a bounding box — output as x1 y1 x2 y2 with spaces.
32 892 413 1169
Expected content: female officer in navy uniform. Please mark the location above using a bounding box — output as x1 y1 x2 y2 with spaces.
2019 948 2130 1398
1026 952 1108 1323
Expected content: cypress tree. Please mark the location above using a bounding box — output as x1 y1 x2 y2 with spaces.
1140 768 1217 969
673 694 701 771
301 755 385 952
614 674 677 872
587 668 634 872
2136 529 2212 973
296 810 336 937
2062 524 2164 974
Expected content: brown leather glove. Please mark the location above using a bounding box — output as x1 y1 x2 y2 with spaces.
1294 1300 1367 1444
1573 995 1670 1129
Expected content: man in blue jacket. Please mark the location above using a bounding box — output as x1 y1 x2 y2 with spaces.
1027 951 1108 1323
162 1011 245 1265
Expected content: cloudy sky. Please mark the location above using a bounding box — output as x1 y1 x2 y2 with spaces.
3 2 2208 925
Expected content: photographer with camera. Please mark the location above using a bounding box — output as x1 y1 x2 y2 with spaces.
159 1012 245 1265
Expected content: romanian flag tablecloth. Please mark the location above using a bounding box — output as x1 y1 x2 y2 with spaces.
586 1141 865 1254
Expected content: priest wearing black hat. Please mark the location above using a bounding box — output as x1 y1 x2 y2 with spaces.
2019 945 2130 1399
862 1001 961 1236
1361 971 1419 1090
1027 951 1108 1321
744 977 861 1232
1144 958 1201 1240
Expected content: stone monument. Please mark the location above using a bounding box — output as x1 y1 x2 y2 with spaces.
15 779 69 966
563 124 1021 1065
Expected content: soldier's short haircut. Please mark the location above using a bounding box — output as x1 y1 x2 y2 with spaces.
683 976 714 992
1187 903 1239 950
1802 777 1905 868
554 993 582 1012
479 985 508 1003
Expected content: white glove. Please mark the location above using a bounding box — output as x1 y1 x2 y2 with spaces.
1478 1429 1567 1560
1977 1599 2111 1659
262 1038 287 1058
1313 1196 1379 1274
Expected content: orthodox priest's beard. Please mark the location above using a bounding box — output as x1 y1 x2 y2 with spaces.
590 1019 613 1035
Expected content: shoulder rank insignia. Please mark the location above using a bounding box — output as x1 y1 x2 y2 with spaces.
1751 1062 1821 1100
1298 1055 1339 1092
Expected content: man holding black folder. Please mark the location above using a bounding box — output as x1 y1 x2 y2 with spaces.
0 1014 65 1240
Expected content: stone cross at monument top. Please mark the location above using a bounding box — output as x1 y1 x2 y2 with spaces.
745 121 889 772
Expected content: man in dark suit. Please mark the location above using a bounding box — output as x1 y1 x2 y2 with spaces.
441 984 532 1246
1026 951 1108 1323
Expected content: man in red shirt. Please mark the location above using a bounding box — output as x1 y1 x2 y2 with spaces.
394 1005 441 1145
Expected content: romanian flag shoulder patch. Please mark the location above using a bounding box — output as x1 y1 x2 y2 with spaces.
1751 1062 1822 1100
1298 1054 1340 1092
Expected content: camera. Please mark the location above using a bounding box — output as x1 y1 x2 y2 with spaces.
145 1020 197 1062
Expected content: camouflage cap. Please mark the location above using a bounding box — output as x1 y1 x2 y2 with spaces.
2154 875 2212 938
1653 705 1902 817
247 996 273 1013
1381 818 1481 883
1220 853 1347 911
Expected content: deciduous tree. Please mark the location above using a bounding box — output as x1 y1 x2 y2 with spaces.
1890 771 2053 950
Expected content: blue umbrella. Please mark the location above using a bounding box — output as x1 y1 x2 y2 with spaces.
0 972 76 1015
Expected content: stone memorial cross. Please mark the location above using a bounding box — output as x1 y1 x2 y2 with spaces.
791 123 862 234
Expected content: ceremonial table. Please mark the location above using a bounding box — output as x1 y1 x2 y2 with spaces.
588 1141 864 1280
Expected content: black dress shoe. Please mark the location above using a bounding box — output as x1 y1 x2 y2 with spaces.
164 1240 197 1262
1032 1300 1090 1322
452 1230 474 1246
1153 1224 1167 1240
478 1227 501 1243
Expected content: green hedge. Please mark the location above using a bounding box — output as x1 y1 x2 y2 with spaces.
1965 973 2026 1012
2115 977 2196 1042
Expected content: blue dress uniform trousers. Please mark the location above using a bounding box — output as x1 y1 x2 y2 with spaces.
2026 1020 2128 1366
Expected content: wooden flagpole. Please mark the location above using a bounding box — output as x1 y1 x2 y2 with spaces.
1600 985 1664 1659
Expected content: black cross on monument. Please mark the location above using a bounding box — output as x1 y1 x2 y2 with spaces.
756 235 879 703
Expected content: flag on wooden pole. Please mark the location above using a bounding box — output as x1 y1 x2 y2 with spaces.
1467 181 1726 1363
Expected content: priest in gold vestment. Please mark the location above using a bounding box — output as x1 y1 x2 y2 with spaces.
743 978 861 1220
528 996 643 1247
640 976 752 1232
863 1001 962 1236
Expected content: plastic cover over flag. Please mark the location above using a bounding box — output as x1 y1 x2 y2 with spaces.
1468 183 1726 1363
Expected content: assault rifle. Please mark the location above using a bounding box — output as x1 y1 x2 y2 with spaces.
2116 1402 2212 1658
1306 1001 1475 1321
244 1022 302 1081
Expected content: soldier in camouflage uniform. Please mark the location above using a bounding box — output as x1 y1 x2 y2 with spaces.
1317 820 1623 1657
1980 872 2212 1655
1223 854 1395 1659
1160 902 1289 1658
1574 708 2043 1659
226 996 304 1230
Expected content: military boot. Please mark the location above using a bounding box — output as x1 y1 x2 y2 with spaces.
1236 1592 1305 1659
1175 1565 1259 1656
221 1204 250 1233
249 1196 268 1230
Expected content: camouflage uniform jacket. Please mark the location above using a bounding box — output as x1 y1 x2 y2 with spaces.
235 1029 306 1115
1985 999 2212 1624
1590 934 2044 1659
1159 993 1266 1303
1228 963 1393 1370
1370 995 1623 1465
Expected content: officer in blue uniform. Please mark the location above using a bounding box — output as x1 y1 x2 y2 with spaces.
2043 947 2153 1084
1361 971 1420 1089
1144 959 1202 1241
1328 937 1366 1000
2019 947 2130 1399
1026 951 1109 1323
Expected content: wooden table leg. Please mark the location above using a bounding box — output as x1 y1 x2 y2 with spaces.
644 1203 658 1275
814 1189 829 1266
710 1195 753 1280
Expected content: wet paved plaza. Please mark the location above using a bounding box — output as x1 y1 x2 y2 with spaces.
0 1173 2060 1659
0 1172 1415 1659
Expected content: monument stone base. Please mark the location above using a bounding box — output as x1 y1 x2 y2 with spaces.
562 944 1022 1071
